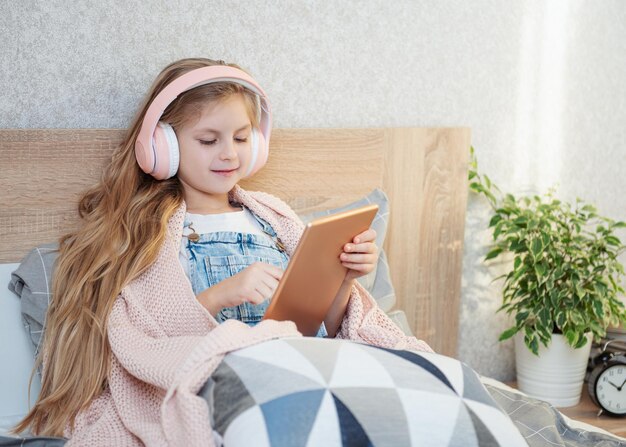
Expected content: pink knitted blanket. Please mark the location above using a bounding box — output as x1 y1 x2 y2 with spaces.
65 186 433 446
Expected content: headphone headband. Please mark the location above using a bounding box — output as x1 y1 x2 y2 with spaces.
135 65 272 176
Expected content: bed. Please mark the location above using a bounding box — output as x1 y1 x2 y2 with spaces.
1 127 624 446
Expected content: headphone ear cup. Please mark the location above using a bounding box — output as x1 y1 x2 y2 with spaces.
152 122 180 180
244 128 268 178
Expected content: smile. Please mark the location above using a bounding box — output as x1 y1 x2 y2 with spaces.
211 168 238 177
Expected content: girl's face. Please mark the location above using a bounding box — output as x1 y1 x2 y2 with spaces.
175 94 253 212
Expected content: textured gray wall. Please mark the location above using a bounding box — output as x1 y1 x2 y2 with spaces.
2 0 625 380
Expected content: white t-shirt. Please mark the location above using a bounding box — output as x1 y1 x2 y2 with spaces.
179 207 266 275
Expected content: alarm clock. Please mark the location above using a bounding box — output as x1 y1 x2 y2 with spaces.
588 351 626 417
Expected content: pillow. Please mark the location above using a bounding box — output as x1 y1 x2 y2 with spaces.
0 262 43 436
199 337 527 446
298 189 396 312
8 242 58 357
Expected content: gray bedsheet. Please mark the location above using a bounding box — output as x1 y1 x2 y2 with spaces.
485 383 626 447
0 436 65 446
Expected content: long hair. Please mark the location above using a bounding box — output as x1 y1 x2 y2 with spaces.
14 57 261 436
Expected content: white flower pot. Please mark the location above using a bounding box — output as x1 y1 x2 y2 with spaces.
515 332 592 407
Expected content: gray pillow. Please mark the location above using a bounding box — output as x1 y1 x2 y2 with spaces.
8 242 58 356
298 188 396 312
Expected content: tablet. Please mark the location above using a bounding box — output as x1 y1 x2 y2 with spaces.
262 203 379 336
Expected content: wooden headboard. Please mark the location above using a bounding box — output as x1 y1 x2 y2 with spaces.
0 128 470 356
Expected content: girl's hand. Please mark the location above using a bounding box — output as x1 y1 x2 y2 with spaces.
340 228 378 281
197 262 283 316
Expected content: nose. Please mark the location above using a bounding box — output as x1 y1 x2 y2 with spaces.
218 139 237 160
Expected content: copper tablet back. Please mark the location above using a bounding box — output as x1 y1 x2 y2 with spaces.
263 204 378 336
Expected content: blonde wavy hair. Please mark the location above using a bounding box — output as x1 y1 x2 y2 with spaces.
15 57 261 436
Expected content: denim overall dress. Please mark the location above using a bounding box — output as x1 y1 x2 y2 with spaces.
183 205 327 337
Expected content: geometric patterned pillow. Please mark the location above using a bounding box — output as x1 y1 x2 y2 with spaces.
298 189 396 312
199 338 527 446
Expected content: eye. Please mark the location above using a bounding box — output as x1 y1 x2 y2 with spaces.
235 136 248 143
199 139 217 146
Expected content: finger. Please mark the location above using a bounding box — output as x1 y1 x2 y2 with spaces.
259 276 280 295
255 283 273 301
258 262 284 280
246 289 267 305
352 228 377 244
340 252 377 264
341 262 373 272
344 242 378 254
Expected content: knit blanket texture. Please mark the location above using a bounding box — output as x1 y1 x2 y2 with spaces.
65 186 433 446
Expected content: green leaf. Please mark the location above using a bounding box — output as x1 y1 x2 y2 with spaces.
549 289 559 307
531 238 543 258
485 247 503 261
593 265 606 274
499 326 519 341
565 330 579 347
575 336 588 349
529 337 539 355
590 320 604 336
489 214 503 228
535 262 547 278
606 235 621 246
515 310 530 325
484 175 492 189
470 182 485 194
513 264 528 280
493 220 506 239
538 308 550 328
593 300 604 318
514 216 528 228
510 239 528 253
570 310 584 326
538 324 552 344
594 281 608 296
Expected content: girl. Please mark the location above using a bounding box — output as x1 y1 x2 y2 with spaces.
15 58 432 445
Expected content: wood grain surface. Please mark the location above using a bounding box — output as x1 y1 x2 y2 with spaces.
0 127 470 356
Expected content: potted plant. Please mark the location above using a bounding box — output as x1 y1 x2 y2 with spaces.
468 147 626 407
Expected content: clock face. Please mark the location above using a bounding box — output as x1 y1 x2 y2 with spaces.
595 364 626 415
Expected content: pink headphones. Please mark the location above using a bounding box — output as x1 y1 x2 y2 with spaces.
134 65 272 180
